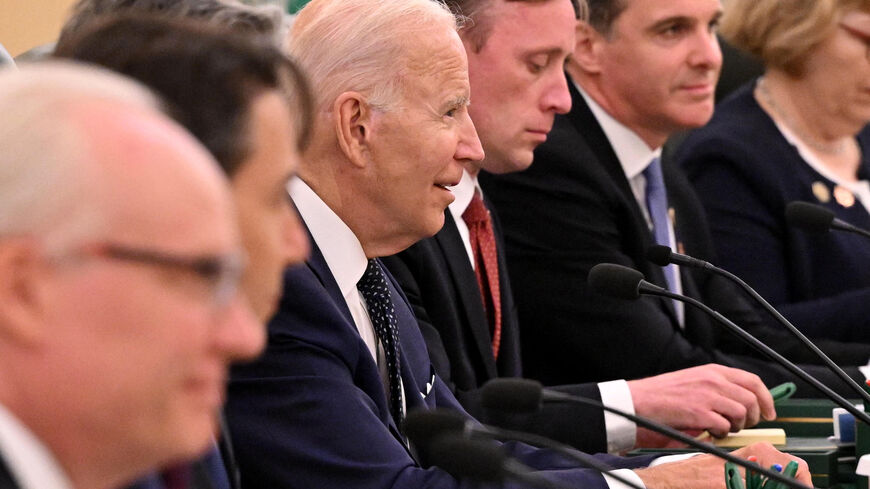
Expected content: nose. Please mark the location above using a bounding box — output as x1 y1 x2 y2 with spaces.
455 110 485 162
283 205 310 267
214 293 266 362
541 70 572 115
689 29 723 70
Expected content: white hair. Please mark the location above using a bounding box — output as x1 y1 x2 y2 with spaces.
288 0 460 112
0 61 161 250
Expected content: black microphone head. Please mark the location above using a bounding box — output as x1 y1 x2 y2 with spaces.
646 245 673 266
786 201 834 234
481 378 543 414
429 434 506 483
588 263 644 300
404 409 467 466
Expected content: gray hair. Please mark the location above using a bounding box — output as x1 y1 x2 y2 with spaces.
0 61 160 250
288 0 460 112
60 0 288 47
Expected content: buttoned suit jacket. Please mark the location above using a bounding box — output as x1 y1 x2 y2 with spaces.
480 78 868 396
677 82 870 344
383 210 611 453
225 236 655 489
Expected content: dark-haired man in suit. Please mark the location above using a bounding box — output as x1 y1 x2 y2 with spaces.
480 0 870 398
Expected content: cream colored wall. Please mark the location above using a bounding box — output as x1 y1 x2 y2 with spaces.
0 0 78 57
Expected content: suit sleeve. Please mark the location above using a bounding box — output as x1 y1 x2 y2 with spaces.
225 265 652 489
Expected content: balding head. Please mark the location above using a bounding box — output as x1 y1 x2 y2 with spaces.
0 62 261 489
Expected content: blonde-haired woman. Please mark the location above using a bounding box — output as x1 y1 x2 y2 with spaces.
676 0 870 343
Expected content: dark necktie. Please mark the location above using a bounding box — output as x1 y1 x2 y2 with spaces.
643 157 683 324
357 259 404 426
462 190 502 359
161 464 190 489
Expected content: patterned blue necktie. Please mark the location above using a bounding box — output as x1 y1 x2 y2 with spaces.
643 157 684 324
357 259 404 427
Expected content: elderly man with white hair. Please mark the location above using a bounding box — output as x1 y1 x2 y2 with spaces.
0 63 262 489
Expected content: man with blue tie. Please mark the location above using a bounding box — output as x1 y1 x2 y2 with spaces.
480 0 870 396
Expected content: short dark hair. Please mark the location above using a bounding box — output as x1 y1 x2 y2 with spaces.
448 0 584 52
54 14 313 176
585 0 626 36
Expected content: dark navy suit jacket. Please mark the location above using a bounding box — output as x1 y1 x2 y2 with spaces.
225 237 655 489
383 210 611 453
677 81 870 343
0 455 18 489
480 77 868 396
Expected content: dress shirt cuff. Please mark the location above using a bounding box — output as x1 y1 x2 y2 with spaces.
859 364 870 380
604 469 646 489
599 379 636 453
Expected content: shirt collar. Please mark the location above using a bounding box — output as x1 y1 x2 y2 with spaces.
290 177 369 299
447 169 479 223
575 82 661 177
0 403 74 489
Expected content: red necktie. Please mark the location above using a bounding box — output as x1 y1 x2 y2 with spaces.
462 190 502 359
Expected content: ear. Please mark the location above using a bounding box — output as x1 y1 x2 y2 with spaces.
0 240 50 346
571 21 606 75
333 91 375 169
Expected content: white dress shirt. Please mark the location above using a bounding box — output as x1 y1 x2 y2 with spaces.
577 85 685 326
290 177 405 410
450 171 637 453
0 403 73 489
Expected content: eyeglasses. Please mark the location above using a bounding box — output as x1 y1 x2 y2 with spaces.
839 22 870 59
52 242 246 308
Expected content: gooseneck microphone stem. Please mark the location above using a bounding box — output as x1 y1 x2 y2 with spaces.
481 424 645 489
541 390 810 489
646 286 870 426
838 223 870 239
404 410 645 489
482 379 812 489
714 262 870 405
649 245 870 406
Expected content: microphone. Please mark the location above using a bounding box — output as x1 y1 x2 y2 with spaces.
481 378 812 489
427 434 573 489
786 201 870 239
404 409 645 489
646 244 870 405
587 263 870 426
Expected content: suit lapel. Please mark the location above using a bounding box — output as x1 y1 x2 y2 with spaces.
301 226 356 325
565 78 678 324
434 212 499 378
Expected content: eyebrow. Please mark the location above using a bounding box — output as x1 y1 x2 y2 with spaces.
648 10 722 32
445 95 471 108
523 47 569 59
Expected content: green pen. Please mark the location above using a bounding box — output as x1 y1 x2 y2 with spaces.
725 462 746 489
770 382 797 404
766 461 800 489
759 464 784 489
746 457 761 489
